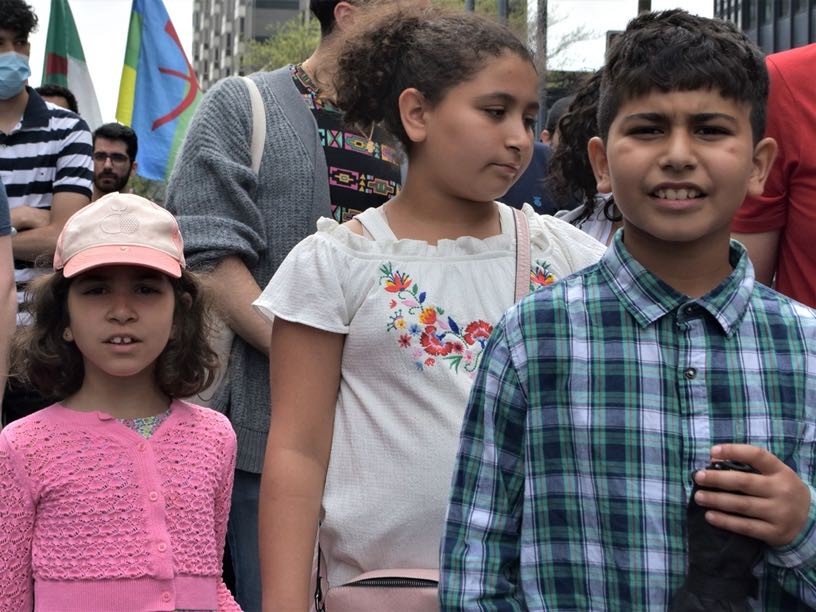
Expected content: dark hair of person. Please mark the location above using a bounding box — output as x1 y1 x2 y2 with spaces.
309 0 345 37
548 70 620 224
93 122 139 161
335 6 534 151
545 95 574 136
0 0 38 37
598 9 768 144
11 269 218 399
35 84 79 113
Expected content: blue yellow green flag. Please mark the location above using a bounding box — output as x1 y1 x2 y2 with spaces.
116 0 201 181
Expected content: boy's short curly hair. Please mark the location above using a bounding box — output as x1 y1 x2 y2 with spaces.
598 9 768 144
0 0 38 37
11 270 219 400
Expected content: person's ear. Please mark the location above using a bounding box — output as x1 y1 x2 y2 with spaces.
398 88 430 145
130 161 138 178
587 136 612 194
540 129 551 144
333 1 359 31
746 136 777 197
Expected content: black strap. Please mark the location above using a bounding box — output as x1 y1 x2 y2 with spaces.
314 543 326 612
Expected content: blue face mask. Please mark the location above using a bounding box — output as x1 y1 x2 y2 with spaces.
0 52 31 100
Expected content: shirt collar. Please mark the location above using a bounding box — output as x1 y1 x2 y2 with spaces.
599 230 755 336
20 86 50 129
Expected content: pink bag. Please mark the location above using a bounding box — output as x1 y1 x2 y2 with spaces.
318 568 439 611
313 544 439 612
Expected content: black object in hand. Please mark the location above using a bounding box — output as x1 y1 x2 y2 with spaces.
668 460 764 612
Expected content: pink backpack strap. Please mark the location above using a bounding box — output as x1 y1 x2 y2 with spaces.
513 207 531 303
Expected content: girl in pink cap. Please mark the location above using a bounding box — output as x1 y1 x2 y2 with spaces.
1 193 241 611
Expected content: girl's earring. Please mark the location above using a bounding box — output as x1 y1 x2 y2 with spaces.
62 328 73 342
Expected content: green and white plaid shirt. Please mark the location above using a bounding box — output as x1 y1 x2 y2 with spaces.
440 234 816 610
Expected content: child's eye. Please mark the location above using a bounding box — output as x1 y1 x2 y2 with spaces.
135 285 161 295
627 125 663 137
523 116 537 131
81 286 107 296
695 125 731 137
484 108 506 119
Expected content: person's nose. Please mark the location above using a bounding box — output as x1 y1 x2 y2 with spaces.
102 156 114 170
506 116 532 155
659 129 697 171
106 291 138 324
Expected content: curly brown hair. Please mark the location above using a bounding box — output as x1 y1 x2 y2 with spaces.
11 269 219 400
335 6 534 151
547 70 620 225
0 0 38 37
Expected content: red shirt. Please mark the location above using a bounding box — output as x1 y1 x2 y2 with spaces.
732 44 816 307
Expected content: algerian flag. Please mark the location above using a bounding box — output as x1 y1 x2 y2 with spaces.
41 0 103 130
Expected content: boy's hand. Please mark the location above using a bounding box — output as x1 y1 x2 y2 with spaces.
693 444 811 547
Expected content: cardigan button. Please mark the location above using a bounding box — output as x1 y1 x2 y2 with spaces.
148 491 159 502
161 592 171 603
137 442 146 451
157 542 167 552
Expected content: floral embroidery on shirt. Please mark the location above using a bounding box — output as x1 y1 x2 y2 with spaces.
530 259 555 289
381 260 557 374
381 262 489 374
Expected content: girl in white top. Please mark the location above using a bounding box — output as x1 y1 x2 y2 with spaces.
253 6 606 609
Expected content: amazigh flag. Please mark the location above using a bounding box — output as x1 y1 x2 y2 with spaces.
42 0 103 130
116 0 201 181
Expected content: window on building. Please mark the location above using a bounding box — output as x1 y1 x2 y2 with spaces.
745 0 756 27
776 0 790 17
759 0 772 24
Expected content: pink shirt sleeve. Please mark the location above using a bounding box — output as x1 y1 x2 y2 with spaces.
216 425 240 611
0 432 35 611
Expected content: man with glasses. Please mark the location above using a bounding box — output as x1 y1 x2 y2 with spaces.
92 123 138 201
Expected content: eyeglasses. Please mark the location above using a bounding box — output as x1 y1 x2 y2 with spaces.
93 152 130 164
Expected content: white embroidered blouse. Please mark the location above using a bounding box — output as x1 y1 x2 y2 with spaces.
253 202 605 586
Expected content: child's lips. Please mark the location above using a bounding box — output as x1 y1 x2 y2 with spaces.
104 335 140 345
649 182 706 200
492 162 520 176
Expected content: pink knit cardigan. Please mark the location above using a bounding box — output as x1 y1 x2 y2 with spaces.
0 400 241 611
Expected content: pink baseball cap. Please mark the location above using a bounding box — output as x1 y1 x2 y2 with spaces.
54 192 186 279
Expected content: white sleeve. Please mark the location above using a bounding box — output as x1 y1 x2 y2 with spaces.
528 206 607 275
253 227 354 334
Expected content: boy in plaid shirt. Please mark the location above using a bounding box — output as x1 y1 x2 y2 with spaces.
440 10 816 610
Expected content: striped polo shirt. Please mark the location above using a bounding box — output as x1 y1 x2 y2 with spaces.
0 87 93 322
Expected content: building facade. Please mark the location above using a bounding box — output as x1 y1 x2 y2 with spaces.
714 0 815 52
193 0 306 90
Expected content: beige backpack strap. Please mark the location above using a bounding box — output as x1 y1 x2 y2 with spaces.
240 75 266 174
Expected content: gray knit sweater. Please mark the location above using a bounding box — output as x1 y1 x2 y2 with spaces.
166 66 330 473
